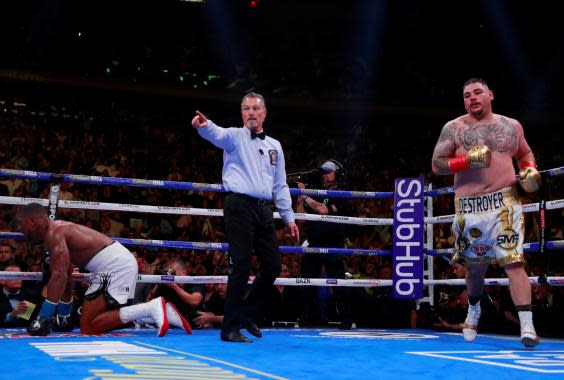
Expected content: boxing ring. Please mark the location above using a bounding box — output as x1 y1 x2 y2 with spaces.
1 167 564 379
2 327 564 379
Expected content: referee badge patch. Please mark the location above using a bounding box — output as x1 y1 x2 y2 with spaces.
269 150 278 165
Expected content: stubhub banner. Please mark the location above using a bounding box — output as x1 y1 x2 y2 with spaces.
392 178 424 299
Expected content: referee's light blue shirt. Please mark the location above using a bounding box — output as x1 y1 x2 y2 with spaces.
198 120 295 224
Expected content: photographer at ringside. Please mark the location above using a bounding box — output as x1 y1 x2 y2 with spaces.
295 159 353 329
147 258 204 324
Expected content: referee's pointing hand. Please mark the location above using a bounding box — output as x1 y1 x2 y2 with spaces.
192 110 208 129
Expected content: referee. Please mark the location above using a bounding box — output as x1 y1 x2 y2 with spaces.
192 92 299 343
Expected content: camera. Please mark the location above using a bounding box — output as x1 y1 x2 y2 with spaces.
186 309 201 323
287 168 322 188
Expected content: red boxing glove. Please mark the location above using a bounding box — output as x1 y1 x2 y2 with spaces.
448 145 491 172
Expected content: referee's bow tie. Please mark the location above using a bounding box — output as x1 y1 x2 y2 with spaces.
251 131 266 140
7 292 21 300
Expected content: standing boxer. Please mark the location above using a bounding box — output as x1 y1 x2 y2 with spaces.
431 78 541 347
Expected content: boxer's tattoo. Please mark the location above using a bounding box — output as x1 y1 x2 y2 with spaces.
432 123 456 170
437 123 456 143
460 118 517 152
432 157 450 171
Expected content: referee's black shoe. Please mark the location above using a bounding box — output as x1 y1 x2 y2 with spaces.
243 320 262 338
220 329 252 343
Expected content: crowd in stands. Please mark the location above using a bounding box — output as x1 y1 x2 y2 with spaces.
0 95 562 337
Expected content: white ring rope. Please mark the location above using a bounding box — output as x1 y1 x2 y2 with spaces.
1 172 561 292
1 271 563 286
0 195 393 226
3 197 562 227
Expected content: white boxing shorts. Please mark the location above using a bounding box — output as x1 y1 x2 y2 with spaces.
84 241 138 306
452 186 525 266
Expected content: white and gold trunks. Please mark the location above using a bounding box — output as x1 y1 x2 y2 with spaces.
452 186 524 266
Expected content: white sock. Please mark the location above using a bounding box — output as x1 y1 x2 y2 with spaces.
518 311 533 324
119 303 151 324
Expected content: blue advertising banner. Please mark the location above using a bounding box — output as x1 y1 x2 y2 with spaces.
392 178 424 299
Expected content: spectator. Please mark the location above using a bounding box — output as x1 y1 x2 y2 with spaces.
193 283 227 329
531 284 564 338
0 242 17 271
147 258 204 325
0 263 42 327
296 159 353 329
265 263 304 326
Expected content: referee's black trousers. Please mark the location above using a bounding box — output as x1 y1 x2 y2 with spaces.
222 193 281 333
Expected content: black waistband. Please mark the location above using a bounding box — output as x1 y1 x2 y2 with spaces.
228 192 272 206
